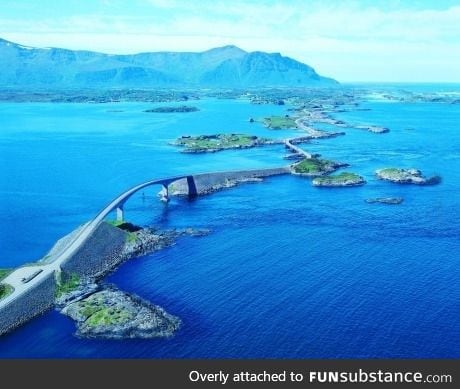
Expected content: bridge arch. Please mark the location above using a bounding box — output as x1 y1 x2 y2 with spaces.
103 175 197 222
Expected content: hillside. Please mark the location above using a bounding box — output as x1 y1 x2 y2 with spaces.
0 38 338 88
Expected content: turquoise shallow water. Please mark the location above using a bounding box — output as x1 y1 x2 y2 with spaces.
0 91 459 358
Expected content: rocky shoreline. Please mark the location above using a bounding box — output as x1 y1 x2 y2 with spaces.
56 224 210 339
312 172 366 187
60 286 181 339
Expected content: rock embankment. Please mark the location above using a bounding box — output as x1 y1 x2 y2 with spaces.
167 168 289 197
170 177 263 196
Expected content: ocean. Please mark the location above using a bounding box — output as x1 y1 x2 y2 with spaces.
0 86 459 358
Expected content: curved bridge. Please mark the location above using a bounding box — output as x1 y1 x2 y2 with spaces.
93 174 195 223
0 167 289 312
284 137 313 159
42 174 195 270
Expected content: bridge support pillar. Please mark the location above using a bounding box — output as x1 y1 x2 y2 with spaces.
116 204 124 222
160 185 170 203
187 176 198 198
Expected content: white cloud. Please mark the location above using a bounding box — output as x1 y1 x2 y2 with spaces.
1 2 459 81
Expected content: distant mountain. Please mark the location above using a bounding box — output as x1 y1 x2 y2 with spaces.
0 38 338 88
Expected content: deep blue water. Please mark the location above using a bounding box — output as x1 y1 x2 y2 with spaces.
0 91 459 358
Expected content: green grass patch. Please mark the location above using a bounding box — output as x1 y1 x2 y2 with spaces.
261 116 297 129
56 273 80 297
293 158 335 174
77 296 105 317
80 303 102 318
74 294 133 327
107 220 141 233
126 232 138 244
86 307 133 327
321 172 361 181
378 168 401 177
0 269 11 281
0 283 14 300
107 220 126 227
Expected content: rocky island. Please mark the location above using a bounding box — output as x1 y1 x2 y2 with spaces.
312 172 366 187
61 286 181 339
365 197 404 204
376 168 441 185
291 157 348 176
356 125 390 134
144 105 199 113
174 133 281 153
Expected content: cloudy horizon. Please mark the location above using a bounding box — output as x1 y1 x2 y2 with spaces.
1 0 459 82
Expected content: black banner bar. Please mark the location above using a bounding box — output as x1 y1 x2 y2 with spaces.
0 359 458 388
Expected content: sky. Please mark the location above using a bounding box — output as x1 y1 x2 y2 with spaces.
1 0 459 82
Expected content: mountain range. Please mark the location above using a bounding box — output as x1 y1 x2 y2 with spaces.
0 38 338 88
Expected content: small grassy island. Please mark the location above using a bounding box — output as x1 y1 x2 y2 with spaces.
62 288 181 339
174 133 279 153
312 172 366 187
376 168 441 185
260 115 297 129
0 283 14 300
144 105 199 113
291 157 347 176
